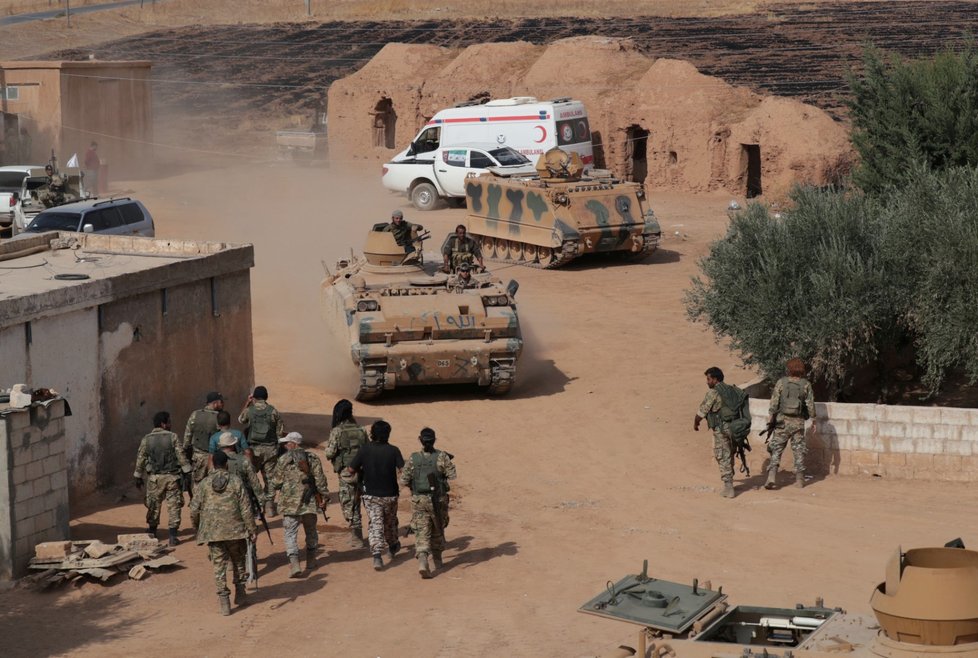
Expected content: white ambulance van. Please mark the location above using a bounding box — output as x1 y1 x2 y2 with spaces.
390 96 594 169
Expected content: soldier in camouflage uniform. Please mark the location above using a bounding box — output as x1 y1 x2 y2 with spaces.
694 367 736 499
399 427 456 579
383 209 419 254
766 358 816 490
271 432 329 578
323 399 368 547
133 411 192 546
238 385 285 517
190 450 255 616
217 432 267 508
441 224 484 273
182 391 224 493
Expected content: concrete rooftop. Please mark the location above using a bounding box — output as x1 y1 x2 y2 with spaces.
0 232 254 329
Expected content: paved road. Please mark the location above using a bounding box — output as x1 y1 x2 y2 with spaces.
0 0 163 26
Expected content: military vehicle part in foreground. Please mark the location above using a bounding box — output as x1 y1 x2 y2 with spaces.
464 148 661 269
581 543 978 658
321 229 523 400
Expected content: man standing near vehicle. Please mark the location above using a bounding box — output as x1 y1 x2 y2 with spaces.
83 141 99 196
239 385 284 517
183 392 224 493
399 427 456 579
345 420 404 572
383 209 419 253
441 224 484 273
765 358 816 490
324 399 369 547
133 411 192 546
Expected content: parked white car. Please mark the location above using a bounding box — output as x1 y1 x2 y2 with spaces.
382 144 536 210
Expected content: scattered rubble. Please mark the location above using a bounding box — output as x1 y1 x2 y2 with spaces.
24 534 180 589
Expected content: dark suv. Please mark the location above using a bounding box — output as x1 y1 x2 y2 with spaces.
25 197 155 237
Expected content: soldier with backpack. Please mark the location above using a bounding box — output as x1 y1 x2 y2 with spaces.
324 399 369 547
765 358 816 489
399 427 456 579
238 386 285 517
694 366 752 499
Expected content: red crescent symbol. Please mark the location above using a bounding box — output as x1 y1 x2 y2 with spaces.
534 125 547 143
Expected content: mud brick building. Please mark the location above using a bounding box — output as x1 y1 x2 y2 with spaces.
0 233 255 497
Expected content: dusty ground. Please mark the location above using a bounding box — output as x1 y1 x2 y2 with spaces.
0 157 974 657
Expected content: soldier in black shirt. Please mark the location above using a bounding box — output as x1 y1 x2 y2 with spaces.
347 421 404 570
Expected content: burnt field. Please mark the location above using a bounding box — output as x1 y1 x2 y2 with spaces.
45 1 978 131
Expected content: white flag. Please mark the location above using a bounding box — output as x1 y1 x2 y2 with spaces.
66 153 79 168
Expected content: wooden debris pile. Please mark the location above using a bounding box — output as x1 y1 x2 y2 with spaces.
25 534 181 588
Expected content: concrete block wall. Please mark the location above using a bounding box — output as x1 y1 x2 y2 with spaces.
746 398 978 482
0 400 70 580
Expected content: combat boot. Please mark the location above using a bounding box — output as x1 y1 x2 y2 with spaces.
168 527 179 547
218 593 231 616
147 525 157 539
417 552 432 579
288 554 302 578
305 547 317 571
795 473 805 489
389 540 401 558
372 553 383 571
764 469 778 490
432 551 443 569
234 583 248 606
721 481 735 498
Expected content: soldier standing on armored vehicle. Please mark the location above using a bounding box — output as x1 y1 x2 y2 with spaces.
133 411 192 546
765 358 816 490
441 224 484 273
693 367 744 499
324 399 369 547
183 392 224 494
191 450 255 616
37 164 66 208
382 209 420 253
238 385 285 517
399 428 456 579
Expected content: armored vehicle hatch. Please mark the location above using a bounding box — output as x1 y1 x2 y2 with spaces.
321 228 524 401
464 148 661 269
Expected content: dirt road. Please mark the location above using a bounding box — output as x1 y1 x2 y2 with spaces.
1 159 973 657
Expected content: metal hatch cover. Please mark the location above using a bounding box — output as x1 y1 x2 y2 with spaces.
579 561 726 634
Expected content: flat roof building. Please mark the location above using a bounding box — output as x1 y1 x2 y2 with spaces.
0 232 255 495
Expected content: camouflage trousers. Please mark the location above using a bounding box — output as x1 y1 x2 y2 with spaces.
250 443 279 499
768 416 807 475
145 473 183 529
337 480 363 530
409 494 449 555
363 495 399 556
191 450 210 486
712 430 735 483
283 514 318 557
208 539 247 596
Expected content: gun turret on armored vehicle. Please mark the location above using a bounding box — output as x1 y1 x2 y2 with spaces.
463 148 662 269
321 227 524 401
581 540 978 658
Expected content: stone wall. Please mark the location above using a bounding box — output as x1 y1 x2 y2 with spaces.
0 400 70 580
745 399 978 482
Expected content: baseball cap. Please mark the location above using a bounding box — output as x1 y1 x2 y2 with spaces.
218 432 237 447
279 431 303 444
206 391 224 403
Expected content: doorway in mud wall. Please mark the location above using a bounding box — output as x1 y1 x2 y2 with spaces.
624 125 649 183
371 98 396 149
741 143 762 198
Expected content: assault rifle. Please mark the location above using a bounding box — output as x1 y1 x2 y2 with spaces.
733 434 751 477
426 472 445 537
245 538 259 589
759 413 778 445
181 472 194 500
298 454 329 523
245 484 273 544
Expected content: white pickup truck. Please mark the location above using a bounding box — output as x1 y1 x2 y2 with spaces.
381 143 535 210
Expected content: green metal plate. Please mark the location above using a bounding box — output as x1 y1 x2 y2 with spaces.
579 573 725 633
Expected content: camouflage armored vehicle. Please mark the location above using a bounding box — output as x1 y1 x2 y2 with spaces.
321 227 523 400
581 542 978 658
463 148 661 269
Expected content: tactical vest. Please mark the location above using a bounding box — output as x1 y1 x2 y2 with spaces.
144 430 181 475
190 409 219 453
410 451 441 495
779 378 808 418
333 422 367 472
226 453 256 498
247 404 277 444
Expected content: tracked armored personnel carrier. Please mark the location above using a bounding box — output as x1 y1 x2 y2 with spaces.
321 227 523 401
581 542 978 658
464 148 661 269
